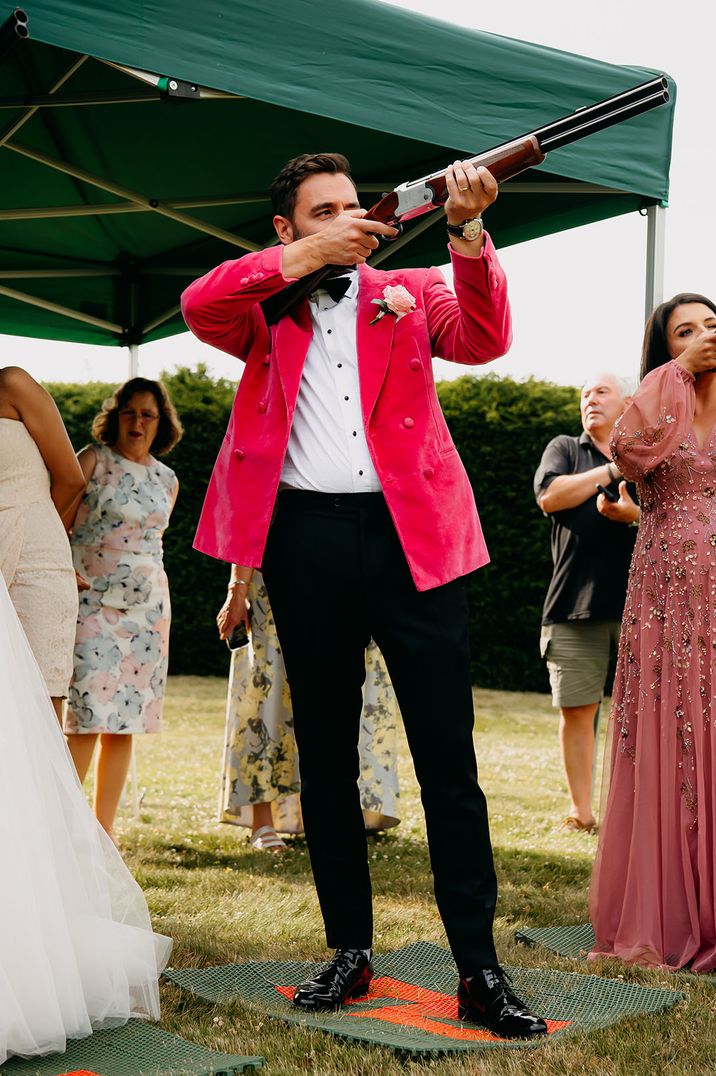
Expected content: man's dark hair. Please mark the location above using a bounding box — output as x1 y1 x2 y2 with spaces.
270 153 354 218
641 292 716 381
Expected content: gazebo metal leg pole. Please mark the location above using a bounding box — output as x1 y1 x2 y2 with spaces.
644 204 666 321
127 343 139 378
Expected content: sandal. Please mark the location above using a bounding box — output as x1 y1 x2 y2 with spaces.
560 815 598 834
249 825 288 851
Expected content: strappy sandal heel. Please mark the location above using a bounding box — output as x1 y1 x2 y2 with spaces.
249 825 288 851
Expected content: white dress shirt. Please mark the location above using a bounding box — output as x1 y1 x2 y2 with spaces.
280 271 382 493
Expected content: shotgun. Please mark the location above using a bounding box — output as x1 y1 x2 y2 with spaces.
262 74 669 325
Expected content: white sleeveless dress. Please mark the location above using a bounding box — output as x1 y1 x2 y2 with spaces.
0 570 171 1063
0 418 77 695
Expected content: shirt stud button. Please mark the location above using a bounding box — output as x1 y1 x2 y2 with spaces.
263 356 270 365
344 396 349 401
423 466 434 479
403 417 415 428
409 358 421 370
258 401 267 414
233 448 245 460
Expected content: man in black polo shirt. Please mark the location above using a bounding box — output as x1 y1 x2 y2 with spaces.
534 372 639 833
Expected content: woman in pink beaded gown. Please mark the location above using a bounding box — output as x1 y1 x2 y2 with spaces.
590 293 716 973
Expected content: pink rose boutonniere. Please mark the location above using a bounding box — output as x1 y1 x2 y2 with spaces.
370 284 416 325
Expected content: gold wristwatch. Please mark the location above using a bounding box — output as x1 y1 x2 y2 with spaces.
446 216 484 241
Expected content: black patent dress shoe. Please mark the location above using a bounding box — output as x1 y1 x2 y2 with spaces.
293 949 373 1011
457 967 548 1039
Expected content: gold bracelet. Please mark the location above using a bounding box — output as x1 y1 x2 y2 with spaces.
228 579 250 590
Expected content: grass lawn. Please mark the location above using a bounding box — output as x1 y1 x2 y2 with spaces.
106 677 716 1075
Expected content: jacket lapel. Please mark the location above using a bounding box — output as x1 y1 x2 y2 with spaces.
275 300 313 409
357 264 396 424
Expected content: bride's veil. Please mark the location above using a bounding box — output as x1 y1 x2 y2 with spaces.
0 574 171 1062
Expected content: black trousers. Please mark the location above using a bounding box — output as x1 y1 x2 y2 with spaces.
261 491 498 975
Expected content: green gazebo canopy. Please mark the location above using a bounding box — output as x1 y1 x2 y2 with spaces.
0 0 675 347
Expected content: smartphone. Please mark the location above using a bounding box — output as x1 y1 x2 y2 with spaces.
226 604 252 650
596 483 618 503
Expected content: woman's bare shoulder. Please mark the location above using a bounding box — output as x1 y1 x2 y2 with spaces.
0 366 43 401
0 367 40 417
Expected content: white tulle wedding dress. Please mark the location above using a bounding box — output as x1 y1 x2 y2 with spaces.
0 573 172 1063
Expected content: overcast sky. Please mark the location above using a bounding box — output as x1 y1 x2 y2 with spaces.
5 0 714 389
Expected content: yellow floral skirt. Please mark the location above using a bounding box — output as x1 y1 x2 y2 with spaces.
218 572 400 833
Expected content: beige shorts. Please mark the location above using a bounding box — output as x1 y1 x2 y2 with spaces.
540 620 621 709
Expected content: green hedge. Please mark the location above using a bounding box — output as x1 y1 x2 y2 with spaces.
437 375 579 690
47 368 580 690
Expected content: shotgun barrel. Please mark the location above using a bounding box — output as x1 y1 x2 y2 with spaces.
412 75 670 203
533 75 669 152
0 8 29 64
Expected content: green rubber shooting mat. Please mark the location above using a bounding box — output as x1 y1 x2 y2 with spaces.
515 923 716 984
516 923 597 959
163 941 684 1056
0 1021 264 1075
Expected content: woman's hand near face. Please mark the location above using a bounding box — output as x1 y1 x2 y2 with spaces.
675 328 716 376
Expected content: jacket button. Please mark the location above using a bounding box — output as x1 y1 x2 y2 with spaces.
423 466 434 479
409 358 421 370
258 401 267 414
233 448 245 460
403 417 414 429
263 356 270 365
489 271 498 290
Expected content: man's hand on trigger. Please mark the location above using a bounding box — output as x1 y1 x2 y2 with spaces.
597 480 639 524
281 210 399 280
313 210 398 266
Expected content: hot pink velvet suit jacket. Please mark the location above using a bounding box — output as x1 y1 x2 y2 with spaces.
181 237 511 591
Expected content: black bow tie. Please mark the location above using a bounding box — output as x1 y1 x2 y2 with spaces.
320 274 353 304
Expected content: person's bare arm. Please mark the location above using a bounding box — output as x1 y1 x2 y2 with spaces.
61 443 96 532
216 565 254 640
0 367 85 518
168 478 179 520
64 446 96 591
538 462 620 514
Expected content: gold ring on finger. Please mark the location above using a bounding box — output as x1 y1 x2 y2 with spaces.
459 186 470 192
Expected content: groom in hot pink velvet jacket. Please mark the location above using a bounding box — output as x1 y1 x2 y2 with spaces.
181 153 547 1038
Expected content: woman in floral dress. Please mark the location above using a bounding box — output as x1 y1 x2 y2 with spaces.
65 378 182 840
217 570 400 849
590 293 716 972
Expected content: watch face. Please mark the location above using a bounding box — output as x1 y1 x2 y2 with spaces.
462 218 483 241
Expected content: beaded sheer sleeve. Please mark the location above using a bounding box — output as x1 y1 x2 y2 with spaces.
609 360 696 482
